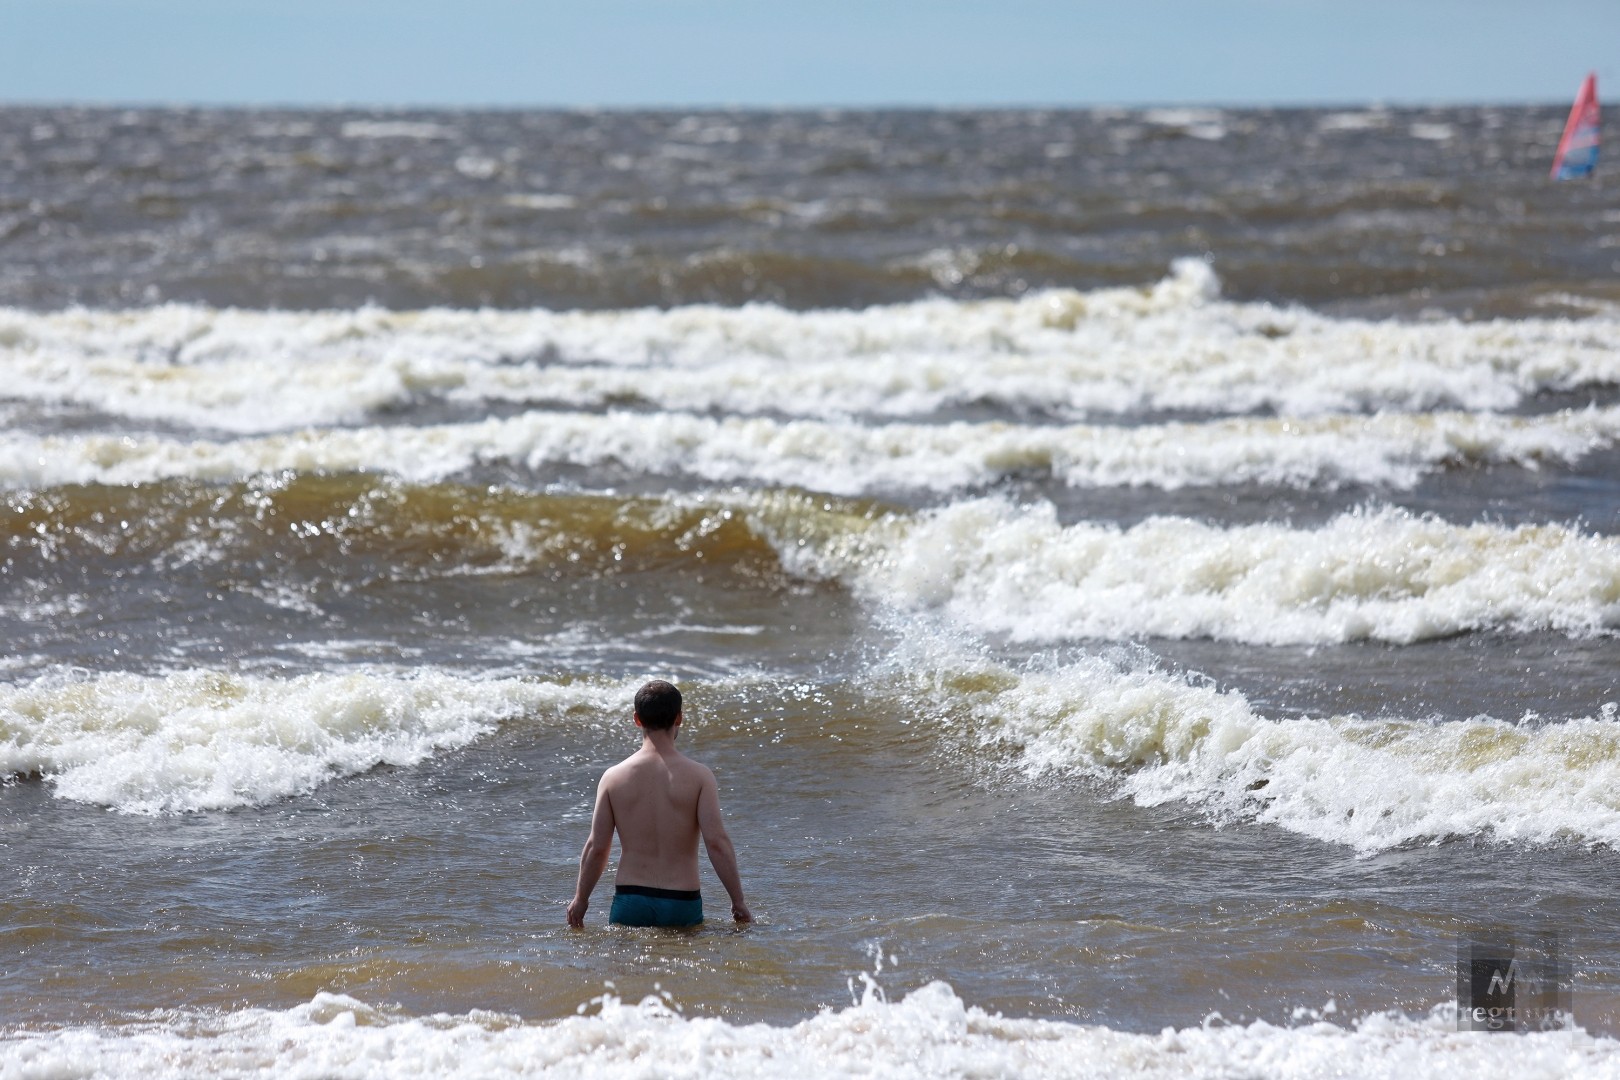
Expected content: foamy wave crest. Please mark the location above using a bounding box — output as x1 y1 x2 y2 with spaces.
6 405 1617 493
0 669 624 813
894 644 1620 851
0 986 1612 1080
797 501 1620 645
6 261 1620 431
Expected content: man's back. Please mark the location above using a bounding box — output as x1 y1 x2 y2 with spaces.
601 745 709 892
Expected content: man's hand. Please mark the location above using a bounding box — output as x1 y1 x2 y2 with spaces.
566 896 588 928
731 901 753 923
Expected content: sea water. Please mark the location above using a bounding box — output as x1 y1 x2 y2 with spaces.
3 105 1619 1077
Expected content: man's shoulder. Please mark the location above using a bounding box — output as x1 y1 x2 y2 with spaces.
599 754 642 785
676 756 717 793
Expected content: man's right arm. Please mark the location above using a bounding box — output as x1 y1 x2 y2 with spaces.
696 768 751 922
567 776 616 927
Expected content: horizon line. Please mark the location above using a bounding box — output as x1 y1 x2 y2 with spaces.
0 95 1584 113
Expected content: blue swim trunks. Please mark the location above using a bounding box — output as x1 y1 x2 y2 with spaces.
609 884 703 927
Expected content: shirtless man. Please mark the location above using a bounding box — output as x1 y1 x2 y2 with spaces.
566 680 752 927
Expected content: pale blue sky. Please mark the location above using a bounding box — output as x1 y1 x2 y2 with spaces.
1 0 1614 108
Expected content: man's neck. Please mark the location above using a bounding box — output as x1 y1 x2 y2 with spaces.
640 729 679 755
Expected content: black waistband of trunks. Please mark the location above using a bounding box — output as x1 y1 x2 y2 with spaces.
614 884 702 902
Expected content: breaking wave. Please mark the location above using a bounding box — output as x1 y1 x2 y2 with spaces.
5 261 1619 433
0 669 630 813
6 405 1616 494
0 985 1611 1080
10 483 1617 646
803 500 1620 645
886 639 1620 853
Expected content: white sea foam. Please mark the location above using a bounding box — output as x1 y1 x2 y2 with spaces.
1410 123 1456 142
1318 109 1393 133
339 120 454 140
6 405 1618 494
4 262 1620 432
1142 108 1229 140
890 640 1620 852
0 669 628 813
479 488 1619 658
0 986 1612 1080
0 304 450 433
800 501 1620 645
504 192 579 210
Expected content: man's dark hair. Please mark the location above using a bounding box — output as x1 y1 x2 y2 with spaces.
634 680 682 731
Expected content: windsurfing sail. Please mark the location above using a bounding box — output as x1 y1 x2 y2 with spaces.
1551 73 1600 180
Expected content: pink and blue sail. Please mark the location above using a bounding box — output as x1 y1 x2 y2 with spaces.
1550 73 1600 180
